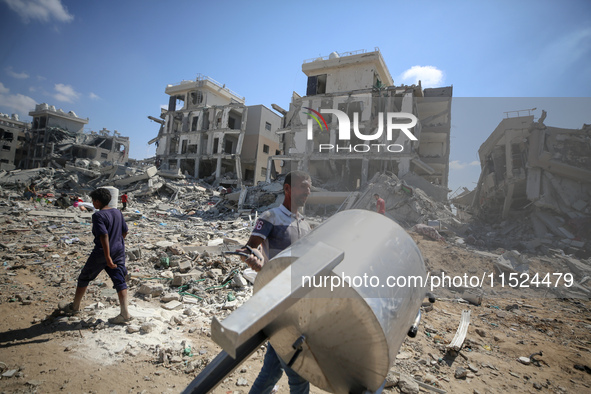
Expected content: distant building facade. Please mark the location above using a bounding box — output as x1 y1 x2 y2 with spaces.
150 74 281 186
242 105 282 185
0 113 30 171
273 48 452 190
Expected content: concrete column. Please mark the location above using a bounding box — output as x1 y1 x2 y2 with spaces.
361 158 369 186
266 156 274 183
398 157 410 178
176 158 181 170
194 158 200 178
215 156 222 179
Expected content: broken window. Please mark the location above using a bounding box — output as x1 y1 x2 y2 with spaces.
511 143 526 174
306 74 327 96
215 110 223 128
101 153 108 159
275 149 281 155
181 140 188 154
263 144 269 154
173 119 182 133
245 169 254 182
188 144 198 154
265 122 272 131
261 167 267 177
213 138 219 154
224 139 233 154
191 116 199 131
2 145 11 151
1 131 14 141
190 91 203 105
0 159 8 164
168 96 177 112
202 111 210 130
228 110 242 130
169 138 179 155
176 95 185 110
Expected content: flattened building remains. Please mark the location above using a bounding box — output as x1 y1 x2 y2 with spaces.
1 104 130 172
27 103 129 169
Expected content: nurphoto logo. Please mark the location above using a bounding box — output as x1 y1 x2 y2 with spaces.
304 108 418 153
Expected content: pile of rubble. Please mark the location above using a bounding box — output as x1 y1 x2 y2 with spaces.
0 191 258 374
350 172 456 229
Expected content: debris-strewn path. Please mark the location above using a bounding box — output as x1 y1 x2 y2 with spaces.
1 198 590 393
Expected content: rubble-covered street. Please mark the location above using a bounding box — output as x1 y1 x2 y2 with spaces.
0 166 589 394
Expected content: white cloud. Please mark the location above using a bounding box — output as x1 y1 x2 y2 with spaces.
5 66 29 79
400 65 444 88
0 83 37 116
53 83 79 103
89 92 100 100
0 82 9 94
2 0 74 23
450 160 480 170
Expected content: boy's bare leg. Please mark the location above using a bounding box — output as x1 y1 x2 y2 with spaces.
117 289 131 319
72 286 87 311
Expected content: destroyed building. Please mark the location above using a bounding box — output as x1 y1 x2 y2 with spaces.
241 105 282 185
0 113 29 171
452 110 591 255
149 74 282 187
26 103 129 169
271 48 453 192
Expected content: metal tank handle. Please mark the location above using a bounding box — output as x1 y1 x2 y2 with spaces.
212 241 345 358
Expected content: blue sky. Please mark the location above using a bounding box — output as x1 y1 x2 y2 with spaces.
1 0 590 193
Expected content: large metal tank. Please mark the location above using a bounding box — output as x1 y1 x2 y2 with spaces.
212 209 427 393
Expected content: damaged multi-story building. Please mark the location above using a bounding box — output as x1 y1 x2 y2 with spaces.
271 48 452 194
0 113 30 171
149 74 281 187
464 111 591 226
26 103 129 169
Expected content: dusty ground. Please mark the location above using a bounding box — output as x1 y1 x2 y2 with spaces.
1 220 590 394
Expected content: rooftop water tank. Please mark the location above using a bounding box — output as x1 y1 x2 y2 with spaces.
329 51 340 59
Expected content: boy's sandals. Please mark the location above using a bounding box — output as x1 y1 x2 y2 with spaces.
59 302 80 316
108 314 133 325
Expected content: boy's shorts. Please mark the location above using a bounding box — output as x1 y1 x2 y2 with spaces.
78 253 128 291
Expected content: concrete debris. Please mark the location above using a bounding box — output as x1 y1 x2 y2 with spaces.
347 172 457 229
496 250 529 274
397 373 420 393
412 223 445 242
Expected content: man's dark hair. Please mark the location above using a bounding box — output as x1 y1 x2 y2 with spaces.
89 188 112 206
284 171 310 187
374 193 380 197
